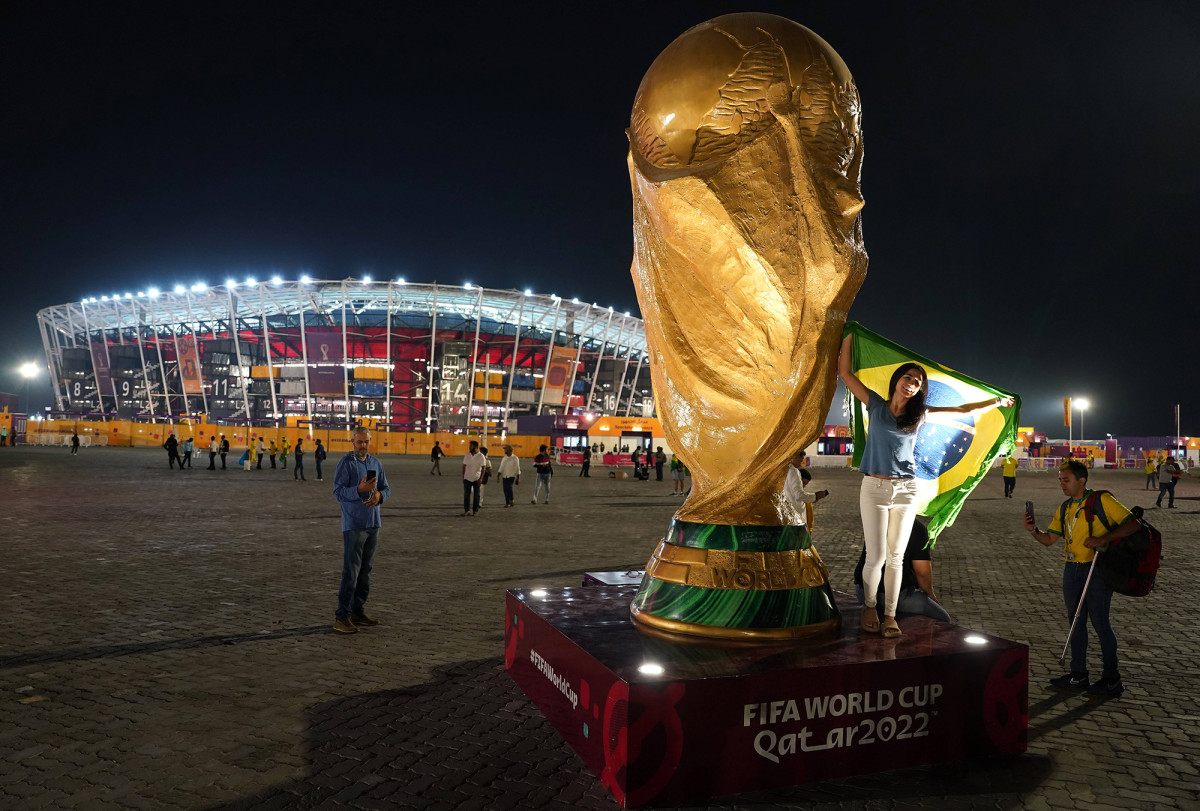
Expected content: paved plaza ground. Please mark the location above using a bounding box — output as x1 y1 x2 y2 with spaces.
1 446 1198 810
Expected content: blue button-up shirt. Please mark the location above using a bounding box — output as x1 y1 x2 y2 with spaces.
333 452 390 531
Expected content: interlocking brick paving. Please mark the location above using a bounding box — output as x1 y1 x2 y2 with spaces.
1 446 1197 809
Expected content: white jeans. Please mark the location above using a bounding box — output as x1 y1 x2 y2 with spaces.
859 476 921 617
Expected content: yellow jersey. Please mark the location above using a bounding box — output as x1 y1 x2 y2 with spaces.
1002 457 1018 477
1048 490 1131 564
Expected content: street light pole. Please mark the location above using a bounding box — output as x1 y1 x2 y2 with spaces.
1076 398 1089 444
19 362 39 414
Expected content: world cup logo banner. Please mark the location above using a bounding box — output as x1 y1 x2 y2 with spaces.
178 335 204 395
543 347 577 406
626 13 867 640
306 330 345 395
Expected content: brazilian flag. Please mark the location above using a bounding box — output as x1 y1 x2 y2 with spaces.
844 322 1020 542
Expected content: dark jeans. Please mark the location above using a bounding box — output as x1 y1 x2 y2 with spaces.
1145 473 1156 489
208 452 216 470
1003 476 1015 497
656 462 664 481
316 459 323 479
336 527 379 621
580 460 589 477
181 451 192 468
1157 480 1176 507
220 453 227 469
463 479 481 512
294 457 305 480
1063 561 1117 677
502 477 516 504
270 454 277 469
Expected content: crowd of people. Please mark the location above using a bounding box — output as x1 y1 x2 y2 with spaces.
159 432 329 480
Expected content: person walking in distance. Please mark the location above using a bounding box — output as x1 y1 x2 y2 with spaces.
838 334 1011 639
294 438 306 481
219 434 230 469
269 439 278 469
580 445 591 478
499 445 521 507
655 447 667 482
256 437 266 469
314 439 327 481
163 433 181 469
532 444 553 504
180 436 194 469
332 427 390 634
1156 455 1188 508
1022 460 1141 696
430 440 444 475
71 432 80 455
462 440 485 516
670 453 686 495
208 435 218 469
1144 456 1157 490
280 437 290 469
478 446 493 506
1002 453 1018 498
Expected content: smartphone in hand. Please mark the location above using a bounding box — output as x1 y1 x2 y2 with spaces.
366 470 377 482
1025 501 1035 523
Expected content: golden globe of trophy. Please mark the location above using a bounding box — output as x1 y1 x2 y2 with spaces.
627 13 867 640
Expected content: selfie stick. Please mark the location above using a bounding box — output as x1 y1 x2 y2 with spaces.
1059 549 1101 663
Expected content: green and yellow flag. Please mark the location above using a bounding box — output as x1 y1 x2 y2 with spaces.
844 322 1020 542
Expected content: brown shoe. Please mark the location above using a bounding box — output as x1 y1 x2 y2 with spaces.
350 613 380 627
881 616 902 638
861 605 880 633
332 619 358 634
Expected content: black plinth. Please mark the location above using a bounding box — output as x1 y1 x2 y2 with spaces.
505 584 1027 808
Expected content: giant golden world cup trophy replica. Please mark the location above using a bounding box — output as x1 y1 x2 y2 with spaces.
628 13 868 640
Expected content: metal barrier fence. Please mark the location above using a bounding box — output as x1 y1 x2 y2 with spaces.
29 433 107 447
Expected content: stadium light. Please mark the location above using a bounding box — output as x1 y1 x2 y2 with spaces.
363 275 372 285
245 277 256 286
524 288 532 296
464 282 473 289
227 279 238 289
174 285 186 295
572 297 579 304
191 282 206 292
1075 398 1090 441
271 275 283 285
137 292 145 298
124 293 132 298
19 362 39 379
101 295 109 301
147 288 159 298
396 277 406 285
300 275 311 284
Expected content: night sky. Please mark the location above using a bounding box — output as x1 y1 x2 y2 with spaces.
3 1 1197 437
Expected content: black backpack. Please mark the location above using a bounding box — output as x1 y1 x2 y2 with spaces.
1057 490 1162 597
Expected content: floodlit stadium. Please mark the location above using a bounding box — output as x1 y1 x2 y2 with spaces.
35 279 653 431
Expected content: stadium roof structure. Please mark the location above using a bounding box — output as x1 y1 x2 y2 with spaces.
36 279 652 430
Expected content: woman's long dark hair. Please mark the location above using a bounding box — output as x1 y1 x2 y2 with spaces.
888 363 928 432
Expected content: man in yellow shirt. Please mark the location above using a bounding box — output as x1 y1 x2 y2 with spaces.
1022 461 1141 697
1144 457 1157 490
1001 453 1018 498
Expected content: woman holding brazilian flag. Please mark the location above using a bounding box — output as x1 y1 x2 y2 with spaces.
838 323 1018 639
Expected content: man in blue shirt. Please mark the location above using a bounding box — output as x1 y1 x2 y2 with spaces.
332 428 391 634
